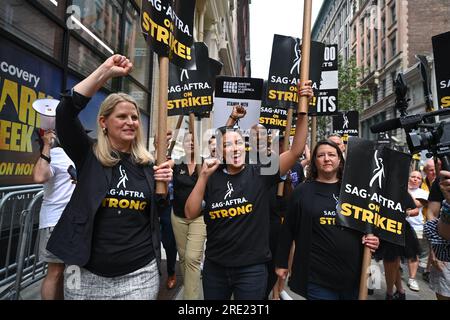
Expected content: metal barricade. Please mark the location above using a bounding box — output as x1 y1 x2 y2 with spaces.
0 185 44 299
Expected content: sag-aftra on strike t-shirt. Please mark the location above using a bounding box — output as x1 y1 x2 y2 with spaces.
203 164 280 267
307 181 363 291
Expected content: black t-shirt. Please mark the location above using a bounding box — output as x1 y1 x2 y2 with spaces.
204 164 280 267
172 160 199 218
268 165 301 222
85 154 154 277
429 177 444 203
306 181 363 291
290 161 305 187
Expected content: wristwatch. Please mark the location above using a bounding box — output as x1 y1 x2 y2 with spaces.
40 154 51 163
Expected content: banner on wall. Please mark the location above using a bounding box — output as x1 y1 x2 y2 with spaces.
141 0 196 69
0 38 62 186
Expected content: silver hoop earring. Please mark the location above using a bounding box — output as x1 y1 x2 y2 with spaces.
102 127 107 134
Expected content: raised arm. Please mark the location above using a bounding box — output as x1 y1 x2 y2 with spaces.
279 80 313 176
74 55 132 98
32 130 55 184
56 55 133 168
185 158 220 219
225 105 247 127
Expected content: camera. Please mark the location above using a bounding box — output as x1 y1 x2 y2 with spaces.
370 74 450 171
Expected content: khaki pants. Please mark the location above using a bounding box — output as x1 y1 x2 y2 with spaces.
171 212 206 299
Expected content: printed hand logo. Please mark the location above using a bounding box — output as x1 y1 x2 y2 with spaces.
180 69 189 82
117 165 128 188
369 150 384 189
290 39 302 75
224 181 234 200
343 113 349 129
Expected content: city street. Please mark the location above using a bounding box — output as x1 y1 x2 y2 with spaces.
18 256 437 301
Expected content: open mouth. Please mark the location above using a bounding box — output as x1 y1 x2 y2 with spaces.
232 152 242 163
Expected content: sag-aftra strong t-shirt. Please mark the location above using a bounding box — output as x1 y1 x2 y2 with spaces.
203 165 280 267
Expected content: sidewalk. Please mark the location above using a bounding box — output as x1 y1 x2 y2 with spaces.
279 259 436 300
18 259 437 300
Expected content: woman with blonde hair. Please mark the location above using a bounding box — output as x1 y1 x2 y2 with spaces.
47 55 172 300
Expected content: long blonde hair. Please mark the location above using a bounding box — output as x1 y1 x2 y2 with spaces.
93 92 153 167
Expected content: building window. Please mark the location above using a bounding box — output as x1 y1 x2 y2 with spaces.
390 34 397 57
373 87 378 103
124 2 151 87
374 29 378 47
37 0 67 19
391 71 397 94
381 17 385 37
0 0 64 60
71 0 123 55
122 77 149 112
68 36 112 90
361 112 386 140
381 79 386 98
390 3 396 24
345 24 349 43
381 45 386 65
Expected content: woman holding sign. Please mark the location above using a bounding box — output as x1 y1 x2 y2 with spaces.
47 55 173 299
184 82 313 300
275 140 379 300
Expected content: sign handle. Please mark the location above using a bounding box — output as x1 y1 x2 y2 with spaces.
168 115 184 158
189 112 202 175
298 0 312 114
277 108 294 196
311 116 317 151
358 235 373 300
156 56 169 195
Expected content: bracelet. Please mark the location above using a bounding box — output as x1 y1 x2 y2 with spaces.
229 115 238 121
40 154 51 163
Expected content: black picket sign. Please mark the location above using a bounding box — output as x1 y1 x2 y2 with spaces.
332 111 359 137
310 44 339 115
141 0 196 69
337 137 413 246
432 31 450 109
266 34 324 110
168 43 222 117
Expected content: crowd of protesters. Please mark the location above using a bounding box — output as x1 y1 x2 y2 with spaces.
29 55 450 301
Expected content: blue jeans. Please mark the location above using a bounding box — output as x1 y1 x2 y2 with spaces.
307 282 358 300
159 205 177 276
202 259 268 300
